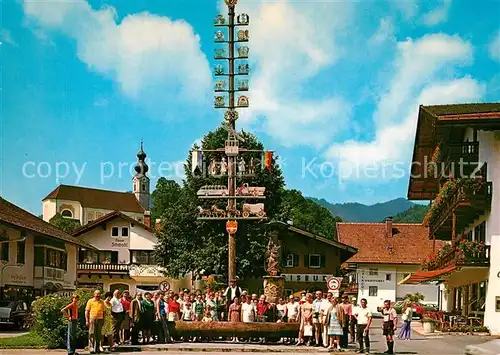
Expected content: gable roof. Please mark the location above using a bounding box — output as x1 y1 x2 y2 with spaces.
43 184 145 213
422 103 500 118
336 222 441 265
268 221 357 261
72 211 150 237
0 196 94 249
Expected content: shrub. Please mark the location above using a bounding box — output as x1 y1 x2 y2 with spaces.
31 289 93 348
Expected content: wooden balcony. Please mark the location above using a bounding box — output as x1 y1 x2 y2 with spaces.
440 141 480 178
427 179 492 240
428 245 490 271
77 263 130 274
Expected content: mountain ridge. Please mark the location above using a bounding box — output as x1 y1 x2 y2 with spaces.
309 197 421 223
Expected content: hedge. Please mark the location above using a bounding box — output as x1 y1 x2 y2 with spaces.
31 289 93 348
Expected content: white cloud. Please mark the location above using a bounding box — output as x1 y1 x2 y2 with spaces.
393 0 419 20
489 30 500 62
0 29 17 47
324 34 483 181
217 0 355 147
22 0 211 118
421 0 452 26
370 18 395 44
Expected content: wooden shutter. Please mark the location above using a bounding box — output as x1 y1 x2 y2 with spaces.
111 251 119 264
293 253 299 267
320 254 326 268
78 250 85 263
304 254 309 268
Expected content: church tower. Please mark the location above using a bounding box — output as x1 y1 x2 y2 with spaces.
133 141 150 210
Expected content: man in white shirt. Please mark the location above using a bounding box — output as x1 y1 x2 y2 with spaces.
111 289 124 344
241 296 256 323
223 279 242 320
353 298 372 354
312 290 325 347
321 292 333 347
285 295 299 322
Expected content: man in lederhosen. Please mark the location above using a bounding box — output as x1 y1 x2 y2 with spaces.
223 279 242 320
382 299 398 354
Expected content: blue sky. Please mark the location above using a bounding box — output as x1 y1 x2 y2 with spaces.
1 0 499 215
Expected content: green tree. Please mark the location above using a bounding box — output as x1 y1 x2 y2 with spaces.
155 125 286 279
392 205 429 223
49 213 81 234
282 190 342 239
404 292 425 302
151 178 182 221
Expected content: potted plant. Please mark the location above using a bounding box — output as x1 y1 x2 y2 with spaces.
421 317 437 333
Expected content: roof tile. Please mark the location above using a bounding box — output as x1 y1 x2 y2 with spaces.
43 184 145 213
0 196 94 249
336 222 441 265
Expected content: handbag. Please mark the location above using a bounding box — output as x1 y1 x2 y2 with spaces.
304 324 313 337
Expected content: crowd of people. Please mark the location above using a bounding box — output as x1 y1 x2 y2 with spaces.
61 280 404 355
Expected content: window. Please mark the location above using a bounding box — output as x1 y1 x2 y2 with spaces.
61 210 73 218
285 254 299 268
131 250 155 265
17 240 25 264
308 254 321 268
111 227 119 237
386 273 392 281
34 247 44 266
474 222 486 243
369 268 378 276
0 242 8 262
369 286 378 297
80 250 118 264
142 184 146 192
121 227 129 237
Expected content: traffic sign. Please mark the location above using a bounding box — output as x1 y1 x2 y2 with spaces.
327 277 342 291
159 281 170 292
226 220 238 234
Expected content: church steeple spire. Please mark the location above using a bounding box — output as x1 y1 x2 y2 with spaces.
133 140 150 210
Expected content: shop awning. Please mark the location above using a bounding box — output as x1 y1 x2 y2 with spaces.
398 265 456 285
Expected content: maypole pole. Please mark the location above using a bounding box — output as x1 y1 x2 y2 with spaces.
196 0 271 288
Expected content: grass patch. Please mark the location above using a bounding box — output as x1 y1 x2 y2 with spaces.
0 332 48 349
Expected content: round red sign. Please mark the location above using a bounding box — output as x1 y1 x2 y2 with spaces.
226 220 238 234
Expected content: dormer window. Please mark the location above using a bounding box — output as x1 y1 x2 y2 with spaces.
121 227 129 237
111 227 119 237
61 210 73 218
142 184 146 192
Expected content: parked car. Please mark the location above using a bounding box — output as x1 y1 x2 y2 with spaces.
0 300 29 329
377 301 437 319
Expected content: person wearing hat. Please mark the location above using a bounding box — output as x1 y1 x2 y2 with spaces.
223 279 242 320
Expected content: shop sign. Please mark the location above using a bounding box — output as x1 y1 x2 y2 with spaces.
282 274 334 283
111 237 129 248
9 273 28 285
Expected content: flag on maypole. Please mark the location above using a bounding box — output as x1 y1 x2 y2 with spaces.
263 151 273 172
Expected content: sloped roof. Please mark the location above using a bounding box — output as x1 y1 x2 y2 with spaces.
336 222 441 265
43 184 144 213
0 196 94 249
72 211 150 237
422 103 500 117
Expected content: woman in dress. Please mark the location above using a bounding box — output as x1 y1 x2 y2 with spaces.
296 293 314 346
325 297 345 351
141 292 155 344
101 292 115 351
229 297 242 343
